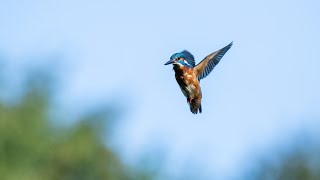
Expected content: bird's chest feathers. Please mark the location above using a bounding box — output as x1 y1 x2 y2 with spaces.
173 65 199 97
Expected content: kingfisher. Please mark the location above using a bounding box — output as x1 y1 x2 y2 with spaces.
164 42 233 114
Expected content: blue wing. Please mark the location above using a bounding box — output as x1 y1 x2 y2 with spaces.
181 50 195 67
195 42 233 81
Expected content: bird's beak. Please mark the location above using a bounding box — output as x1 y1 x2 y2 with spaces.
164 59 174 65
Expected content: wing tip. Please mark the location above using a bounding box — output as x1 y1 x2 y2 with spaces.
219 41 233 54
225 41 233 49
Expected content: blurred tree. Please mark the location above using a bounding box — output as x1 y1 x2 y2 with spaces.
247 137 320 180
0 72 151 180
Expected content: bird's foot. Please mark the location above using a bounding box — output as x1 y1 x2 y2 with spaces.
187 98 193 104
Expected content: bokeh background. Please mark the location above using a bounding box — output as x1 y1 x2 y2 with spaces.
1 0 320 179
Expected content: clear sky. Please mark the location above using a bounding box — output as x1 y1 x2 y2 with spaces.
1 0 320 179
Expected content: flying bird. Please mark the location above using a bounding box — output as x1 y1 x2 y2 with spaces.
164 42 233 114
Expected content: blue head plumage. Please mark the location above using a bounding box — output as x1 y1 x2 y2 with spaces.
165 50 195 67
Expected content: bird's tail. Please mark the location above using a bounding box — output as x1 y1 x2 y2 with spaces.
189 99 202 114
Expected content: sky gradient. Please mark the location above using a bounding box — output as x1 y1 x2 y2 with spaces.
1 0 320 179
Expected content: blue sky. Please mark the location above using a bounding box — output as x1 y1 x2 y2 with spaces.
1 0 320 179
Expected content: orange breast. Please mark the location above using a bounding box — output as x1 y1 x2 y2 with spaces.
178 67 201 99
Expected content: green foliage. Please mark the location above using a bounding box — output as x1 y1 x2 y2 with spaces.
0 80 151 180
248 140 320 180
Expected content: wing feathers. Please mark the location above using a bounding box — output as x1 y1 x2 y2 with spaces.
195 42 233 81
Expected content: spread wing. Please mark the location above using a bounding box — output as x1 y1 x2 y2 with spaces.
194 42 233 81
181 50 195 67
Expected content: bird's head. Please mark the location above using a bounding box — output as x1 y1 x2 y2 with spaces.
164 51 195 68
